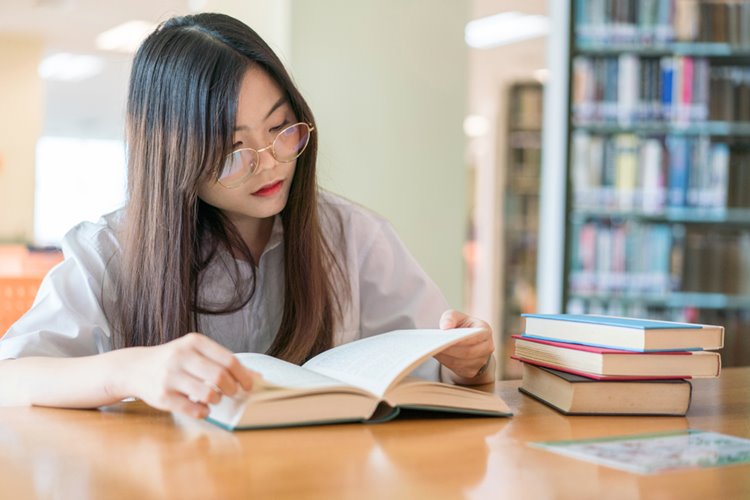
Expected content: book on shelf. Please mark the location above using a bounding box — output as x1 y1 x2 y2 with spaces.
640 137 666 212
576 0 750 46
570 133 741 213
519 363 692 416
568 221 675 295
206 328 511 430
573 54 716 126
681 227 750 295
512 335 721 378
614 134 638 209
566 0 750 366
522 313 724 351
667 135 689 207
728 148 750 208
573 53 750 127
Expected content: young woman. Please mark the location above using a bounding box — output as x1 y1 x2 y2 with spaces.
0 13 495 418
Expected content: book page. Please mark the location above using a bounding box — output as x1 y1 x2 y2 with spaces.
235 353 351 390
209 353 376 429
302 328 482 398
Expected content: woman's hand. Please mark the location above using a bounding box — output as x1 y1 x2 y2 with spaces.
435 310 496 385
115 333 257 419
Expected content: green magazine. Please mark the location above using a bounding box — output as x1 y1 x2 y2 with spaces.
531 429 750 474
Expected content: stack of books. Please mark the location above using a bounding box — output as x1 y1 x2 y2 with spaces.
514 314 724 416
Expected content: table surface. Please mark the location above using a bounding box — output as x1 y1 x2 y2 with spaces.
1 367 748 499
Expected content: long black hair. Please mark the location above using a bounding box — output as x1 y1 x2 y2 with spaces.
115 13 346 363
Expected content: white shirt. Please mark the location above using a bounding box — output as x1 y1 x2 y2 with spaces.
0 191 449 377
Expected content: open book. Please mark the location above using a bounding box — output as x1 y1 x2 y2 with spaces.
207 328 512 430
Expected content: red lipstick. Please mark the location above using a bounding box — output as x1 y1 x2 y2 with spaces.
252 180 283 197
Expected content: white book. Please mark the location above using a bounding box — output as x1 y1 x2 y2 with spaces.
708 143 730 209
640 138 665 213
572 131 593 207
207 328 511 430
617 54 639 126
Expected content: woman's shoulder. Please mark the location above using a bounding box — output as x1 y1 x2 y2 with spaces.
317 189 390 230
317 190 406 260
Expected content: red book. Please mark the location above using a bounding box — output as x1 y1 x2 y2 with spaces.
512 335 721 379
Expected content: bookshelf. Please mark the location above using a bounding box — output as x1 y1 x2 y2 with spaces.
546 0 750 367
501 82 543 379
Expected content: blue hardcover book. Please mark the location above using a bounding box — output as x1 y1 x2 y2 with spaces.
521 314 724 352
667 136 689 208
660 58 674 120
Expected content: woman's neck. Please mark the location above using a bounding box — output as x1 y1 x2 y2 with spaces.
229 215 275 264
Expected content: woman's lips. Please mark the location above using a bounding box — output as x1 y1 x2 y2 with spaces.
252 180 283 197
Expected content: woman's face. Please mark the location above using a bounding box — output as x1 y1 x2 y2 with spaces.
198 66 298 233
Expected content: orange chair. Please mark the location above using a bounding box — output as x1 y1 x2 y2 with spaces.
0 246 63 336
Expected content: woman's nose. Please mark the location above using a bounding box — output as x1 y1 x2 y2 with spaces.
255 146 276 173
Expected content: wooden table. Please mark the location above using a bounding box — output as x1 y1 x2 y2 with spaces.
1 367 748 499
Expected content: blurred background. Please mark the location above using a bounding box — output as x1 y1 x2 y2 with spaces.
6 0 747 377
0 0 549 377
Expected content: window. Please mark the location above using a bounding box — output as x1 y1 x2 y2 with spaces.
34 136 127 246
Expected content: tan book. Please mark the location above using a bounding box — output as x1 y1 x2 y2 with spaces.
519 363 692 416
513 335 721 378
207 329 512 430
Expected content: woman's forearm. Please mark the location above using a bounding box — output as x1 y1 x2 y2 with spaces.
0 335 257 417
0 348 139 408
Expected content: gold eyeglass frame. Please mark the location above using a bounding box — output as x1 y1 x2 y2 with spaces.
218 122 315 189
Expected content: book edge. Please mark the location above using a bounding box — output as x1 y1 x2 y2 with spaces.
518 387 689 417
396 404 512 418
204 415 367 431
513 334 699 354
512 356 691 380
522 313 709 330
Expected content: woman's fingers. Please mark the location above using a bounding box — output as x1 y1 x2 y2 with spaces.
134 333 262 418
436 348 491 369
439 310 463 329
181 353 239 396
436 353 490 378
162 390 211 419
439 337 494 360
436 309 495 379
186 333 257 391
439 309 492 330
170 371 223 405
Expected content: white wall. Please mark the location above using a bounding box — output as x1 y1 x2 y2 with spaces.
287 0 469 309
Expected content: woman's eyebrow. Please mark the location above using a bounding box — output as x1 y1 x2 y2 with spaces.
264 96 287 120
234 97 288 131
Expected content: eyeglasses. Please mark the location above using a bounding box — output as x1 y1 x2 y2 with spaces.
218 122 315 188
